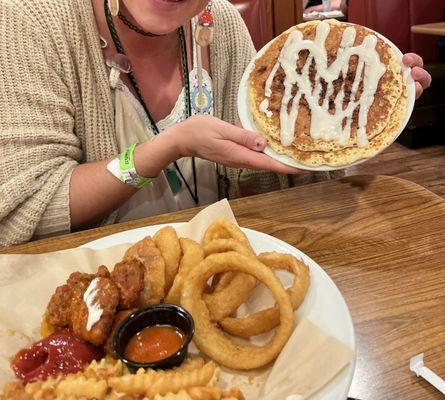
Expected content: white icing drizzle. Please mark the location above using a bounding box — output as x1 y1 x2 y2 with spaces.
83 278 103 331
259 99 273 118
265 63 280 97
262 21 386 148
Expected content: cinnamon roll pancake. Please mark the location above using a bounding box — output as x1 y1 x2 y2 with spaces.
249 19 409 167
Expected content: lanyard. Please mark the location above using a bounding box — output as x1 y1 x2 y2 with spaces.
104 0 199 205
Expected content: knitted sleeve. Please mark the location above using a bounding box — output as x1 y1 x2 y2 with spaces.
0 2 82 246
211 0 257 124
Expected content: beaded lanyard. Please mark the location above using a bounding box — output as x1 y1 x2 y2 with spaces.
104 0 199 205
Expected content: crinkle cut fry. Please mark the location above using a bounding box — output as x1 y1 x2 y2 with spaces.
84 358 124 379
187 387 245 400
0 358 211 399
0 381 29 399
56 376 108 399
151 387 245 400
173 357 205 372
108 361 217 397
20 374 107 400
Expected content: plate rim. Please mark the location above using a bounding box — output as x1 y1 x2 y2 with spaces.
237 20 416 172
80 223 357 400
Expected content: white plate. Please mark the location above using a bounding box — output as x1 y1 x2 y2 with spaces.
82 224 356 400
238 22 416 171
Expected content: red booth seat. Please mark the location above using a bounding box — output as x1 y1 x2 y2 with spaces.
230 0 273 50
348 0 445 63
349 0 445 147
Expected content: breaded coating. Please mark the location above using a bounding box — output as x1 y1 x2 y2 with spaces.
70 277 119 346
110 259 144 309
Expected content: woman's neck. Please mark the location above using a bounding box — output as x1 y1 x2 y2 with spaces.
92 0 180 58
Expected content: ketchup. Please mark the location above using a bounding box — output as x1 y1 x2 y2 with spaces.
11 331 103 384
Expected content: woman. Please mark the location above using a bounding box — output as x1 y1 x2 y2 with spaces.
0 0 430 246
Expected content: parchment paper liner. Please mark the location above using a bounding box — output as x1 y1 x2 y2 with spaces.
0 199 354 399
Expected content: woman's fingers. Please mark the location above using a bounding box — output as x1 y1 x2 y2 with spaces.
225 143 302 174
415 82 424 100
218 123 267 152
412 66 432 90
248 152 303 174
180 116 301 173
402 53 431 99
216 120 301 173
403 53 424 68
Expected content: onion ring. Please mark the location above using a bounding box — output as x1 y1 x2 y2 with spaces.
204 272 256 322
202 224 257 321
203 239 252 258
166 238 204 305
202 240 256 321
219 252 310 338
123 237 165 305
154 226 182 295
204 238 253 294
181 252 294 370
202 220 252 250
208 271 235 293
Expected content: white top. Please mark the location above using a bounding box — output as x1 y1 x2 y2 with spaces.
111 23 218 223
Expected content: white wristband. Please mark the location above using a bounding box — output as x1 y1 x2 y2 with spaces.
107 157 121 182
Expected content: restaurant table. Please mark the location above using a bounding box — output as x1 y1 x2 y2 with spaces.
2 175 445 400
411 22 445 36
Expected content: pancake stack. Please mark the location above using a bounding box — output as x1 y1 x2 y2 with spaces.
249 19 408 167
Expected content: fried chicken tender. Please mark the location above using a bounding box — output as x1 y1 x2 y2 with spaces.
46 267 120 346
97 265 111 278
124 237 166 305
47 271 94 329
70 276 119 346
110 259 144 309
46 284 72 328
66 271 95 287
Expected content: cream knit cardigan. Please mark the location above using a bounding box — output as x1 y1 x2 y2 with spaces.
0 0 343 246
0 0 259 245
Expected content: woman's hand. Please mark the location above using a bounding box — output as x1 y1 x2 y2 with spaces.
162 115 301 174
402 53 432 99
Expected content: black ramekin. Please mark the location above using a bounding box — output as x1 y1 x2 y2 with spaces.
112 304 194 372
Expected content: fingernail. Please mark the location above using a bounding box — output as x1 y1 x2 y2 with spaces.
403 55 411 64
255 138 266 148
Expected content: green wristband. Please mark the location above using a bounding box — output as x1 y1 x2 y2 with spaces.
119 144 152 189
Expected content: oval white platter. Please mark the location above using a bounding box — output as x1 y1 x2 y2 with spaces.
82 223 356 400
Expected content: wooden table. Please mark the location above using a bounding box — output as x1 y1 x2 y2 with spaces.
2 175 445 400
411 22 445 36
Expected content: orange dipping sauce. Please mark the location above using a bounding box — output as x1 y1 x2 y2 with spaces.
124 325 185 363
